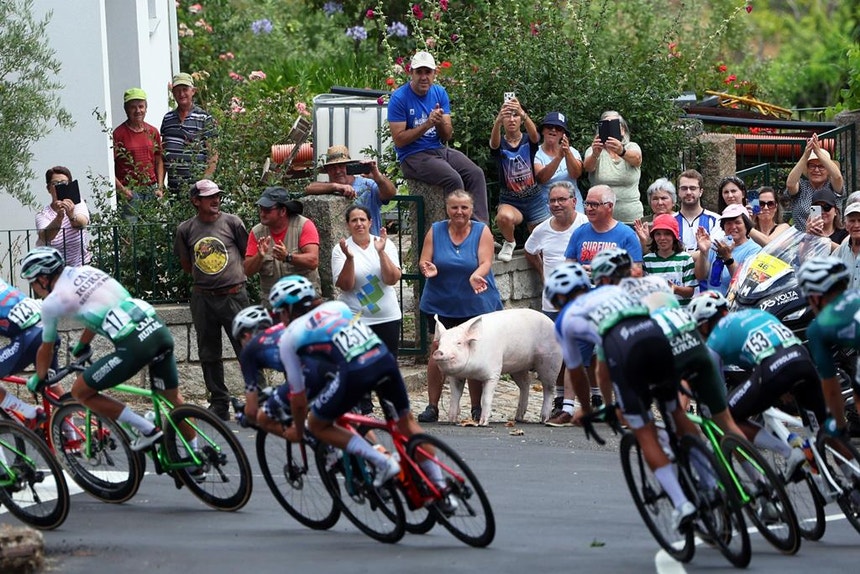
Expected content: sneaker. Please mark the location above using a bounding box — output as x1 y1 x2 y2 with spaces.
497 240 516 262
550 397 565 418
545 411 574 427
417 404 439 423
130 427 163 452
470 406 482 422
208 403 230 422
671 500 697 532
783 447 807 482
373 455 401 488
187 465 207 484
591 394 604 409
24 408 47 432
435 493 460 515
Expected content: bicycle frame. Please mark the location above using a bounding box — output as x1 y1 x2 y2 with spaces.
686 412 752 508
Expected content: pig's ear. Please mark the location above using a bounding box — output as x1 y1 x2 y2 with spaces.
434 314 445 341
464 317 483 342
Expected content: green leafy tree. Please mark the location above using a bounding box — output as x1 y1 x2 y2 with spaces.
0 0 73 206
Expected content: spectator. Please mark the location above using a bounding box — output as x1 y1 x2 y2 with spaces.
805 188 847 250
304 145 396 236
160 73 218 195
583 111 643 224
675 169 718 252
786 133 844 231
524 181 587 416
174 179 250 420
716 175 749 214
564 184 643 270
694 204 761 296
490 98 542 262
35 166 91 266
331 205 402 355
113 88 164 221
534 111 584 215
834 202 860 289
749 186 790 246
387 51 490 223
633 178 678 252
416 190 502 423
244 186 321 303
643 214 696 305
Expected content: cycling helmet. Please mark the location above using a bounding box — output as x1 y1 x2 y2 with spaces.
20 246 65 281
590 248 632 284
231 305 274 339
797 257 850 296
269 275 316 313
688 290 729 325
544 263 591 308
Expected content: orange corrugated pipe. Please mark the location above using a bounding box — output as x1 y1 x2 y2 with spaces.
271 143 314 164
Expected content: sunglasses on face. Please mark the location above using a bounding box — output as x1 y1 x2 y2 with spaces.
812 203 834 212
759 200 777 209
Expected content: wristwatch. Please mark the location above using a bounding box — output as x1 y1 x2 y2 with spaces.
722 257 735 266
286 252 293 263
619 145 627 157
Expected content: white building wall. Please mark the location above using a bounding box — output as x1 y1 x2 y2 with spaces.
1 0 176 282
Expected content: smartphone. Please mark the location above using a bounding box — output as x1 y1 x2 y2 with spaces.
345 162 372 176
598 118 622 143
809 205 822 219
54 180 81 204
503 92 516 103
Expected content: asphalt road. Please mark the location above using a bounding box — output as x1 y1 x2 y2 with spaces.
3 422 859 573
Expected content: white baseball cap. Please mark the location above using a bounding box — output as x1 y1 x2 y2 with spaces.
411 51 437 70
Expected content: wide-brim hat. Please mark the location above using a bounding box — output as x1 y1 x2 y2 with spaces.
324 145 352 166
650 213 679 240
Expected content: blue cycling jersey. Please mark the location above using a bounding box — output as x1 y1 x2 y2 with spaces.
706 308 800 368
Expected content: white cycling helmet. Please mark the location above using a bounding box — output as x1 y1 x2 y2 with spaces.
20 246 65 281
269 275 316 313
688 290 729 325
544 262 591 309
590 248 632 284
797 257 850 296
232 305 274 339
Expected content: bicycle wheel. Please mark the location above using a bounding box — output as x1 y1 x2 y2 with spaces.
314 440 405 543
49 402 144 503
371 426 436 535
162 404 253 512
680 435 751 568
758 446 826 540
619 432 694 562
818 434 860 535
406 433 495 547
720 434 800 554
256 430 339 529
0 420 70 530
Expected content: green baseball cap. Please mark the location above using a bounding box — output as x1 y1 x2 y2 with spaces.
123 88 147 103
172 72 195 88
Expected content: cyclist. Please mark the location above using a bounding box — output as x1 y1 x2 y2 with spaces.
589 249 748 441
546 261 698 530
689 290 818 478
0 278 59 429
797 257 860 438
269 275 449 494
22 246 188 452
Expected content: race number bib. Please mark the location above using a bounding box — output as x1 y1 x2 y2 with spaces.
100 299 155 341
332 321 381 362
7 298 41 330
743 322 797 362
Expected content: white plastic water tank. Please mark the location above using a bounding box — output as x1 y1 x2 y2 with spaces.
312 94 391 178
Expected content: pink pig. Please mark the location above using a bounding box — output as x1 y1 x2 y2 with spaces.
433 309 561 425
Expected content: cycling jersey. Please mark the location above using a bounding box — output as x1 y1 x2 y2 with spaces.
239 323 286 394
40 266 156 344
706 308 801 369
278 301 409 422
618 275 677 312
0 279 42 337
805 290 860 380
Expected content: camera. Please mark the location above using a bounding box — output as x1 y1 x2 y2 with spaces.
345 162 372 176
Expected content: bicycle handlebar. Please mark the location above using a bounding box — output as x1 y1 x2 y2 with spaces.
38 346 94 395
580 403 624 446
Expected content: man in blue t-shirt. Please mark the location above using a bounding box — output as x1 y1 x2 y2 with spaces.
387 51 489 223
304 145 397 236
564 184 643 271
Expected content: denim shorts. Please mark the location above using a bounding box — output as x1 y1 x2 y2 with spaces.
499 191 550 225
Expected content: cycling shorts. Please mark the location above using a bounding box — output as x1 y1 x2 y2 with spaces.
602 316 678 428
671 332 727 415
83 317 178 392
